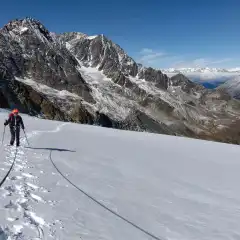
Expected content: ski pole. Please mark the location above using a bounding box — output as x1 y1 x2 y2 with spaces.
2 126 6 146
23 129 30 146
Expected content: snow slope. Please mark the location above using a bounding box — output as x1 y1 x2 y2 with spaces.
0 112 240 240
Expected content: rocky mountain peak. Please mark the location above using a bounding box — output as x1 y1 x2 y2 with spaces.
170 73 205 94
138 67 170 89
1 17 53 43
171 73 191 82
0 17 94 103
57 32 88 43
60 31 139 77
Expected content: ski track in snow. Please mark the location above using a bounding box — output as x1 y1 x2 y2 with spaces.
0 123 67 239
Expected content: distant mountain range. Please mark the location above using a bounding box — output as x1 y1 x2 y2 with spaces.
163 67 240 74
0 18 239 144
163 67 240 91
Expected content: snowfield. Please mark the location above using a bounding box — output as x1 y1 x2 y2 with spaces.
0 112 240 240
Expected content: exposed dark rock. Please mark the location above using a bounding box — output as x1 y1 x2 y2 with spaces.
121 109 174 135
140 96 174 113
0 89 10 108
170 74 204 93
60 33 138 78
1 79 94 123
95 111 118 128
138 67 169 90
0 18 95 103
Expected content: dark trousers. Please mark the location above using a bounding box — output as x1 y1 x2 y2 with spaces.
10 127 20 146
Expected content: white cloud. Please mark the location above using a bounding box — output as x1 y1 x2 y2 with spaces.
210 58 233 64
140 48 154 54
228 67 240 72
139 48 166 63
172 58 233 69
137 48 176 68
139 52 166 62
136 48 236 69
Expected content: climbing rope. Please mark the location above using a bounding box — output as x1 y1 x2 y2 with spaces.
49 150 164 240
0 146 18 188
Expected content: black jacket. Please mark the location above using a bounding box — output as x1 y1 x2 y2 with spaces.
4 113 25 129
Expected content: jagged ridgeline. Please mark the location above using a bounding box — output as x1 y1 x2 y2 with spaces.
0 18 239 144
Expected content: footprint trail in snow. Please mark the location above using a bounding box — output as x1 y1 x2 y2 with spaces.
0 132 63 239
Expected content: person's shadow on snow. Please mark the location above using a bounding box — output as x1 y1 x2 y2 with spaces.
24 147 76 152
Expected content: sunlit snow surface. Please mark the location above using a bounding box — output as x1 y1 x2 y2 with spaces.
0 112 240 240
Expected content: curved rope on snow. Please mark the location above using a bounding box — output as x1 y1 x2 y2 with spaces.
49 150 164 240
0 128 28 188
0 147 18 188
21 122 164 239
0 123 31 188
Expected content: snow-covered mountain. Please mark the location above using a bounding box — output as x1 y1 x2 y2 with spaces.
0 113 240 239
163 67 240 74
162 67 240 88
0 18 239 144
218 76 240 99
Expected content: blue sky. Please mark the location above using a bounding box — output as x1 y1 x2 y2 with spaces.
1 0 240 69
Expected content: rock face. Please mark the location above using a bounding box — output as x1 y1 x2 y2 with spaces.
59 33 139 77
217 76 240 99
138 67 170 90
0 79 93 122
0 18 240 144
0 18 94 103
170 74 204 93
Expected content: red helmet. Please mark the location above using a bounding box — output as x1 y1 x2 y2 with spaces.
12 109 19 114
